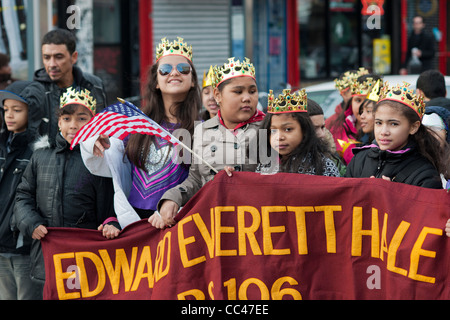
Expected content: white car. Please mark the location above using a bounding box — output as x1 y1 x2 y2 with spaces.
303 75 450 119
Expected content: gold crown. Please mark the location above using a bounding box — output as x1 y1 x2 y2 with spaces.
212 57 256 88
334 68 369 91
379 81 425 118
156 37 193 62
268 89 308 114
366 79 383 102
60 87 96 115
202 66 214 88
351 76 379 96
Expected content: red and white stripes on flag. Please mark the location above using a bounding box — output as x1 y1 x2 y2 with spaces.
70 101 181 150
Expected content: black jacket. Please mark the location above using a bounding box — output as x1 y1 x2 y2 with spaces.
33 66 107 147
345 142 442 189
0 81 45 254
13 133 116 282
403 31 435 72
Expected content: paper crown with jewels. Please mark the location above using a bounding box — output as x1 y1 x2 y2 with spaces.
334 68 369 92
202 66 214 88
378 81 426 119
267 89 308 114
212 57 256 88
366 79 383 102
156 37 193 62
351 76 381 97
60 87 96 116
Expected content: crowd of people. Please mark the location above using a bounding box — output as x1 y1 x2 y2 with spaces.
0 28 448 300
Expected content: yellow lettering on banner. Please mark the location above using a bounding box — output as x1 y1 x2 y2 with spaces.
315 206 341 253
237 206 262 256
261 206 290 255
178 216 206 268
208 281 215 300
288 206 314 255
215 206 237 256
224 278 237 300
239 278 270 300
351 207 380 258
131 246 154 290
387 221 410 277
53 252 80 300
379 213 389 261
75 252 106 298
155 232 171 282
177 289 206 300
99 248 137 294
271 276 302 300
193 210 215 259
409 227 443 284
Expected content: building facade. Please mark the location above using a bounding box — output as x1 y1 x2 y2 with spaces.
3 0 449 102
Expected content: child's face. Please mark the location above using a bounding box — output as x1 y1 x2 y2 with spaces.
270 114 304 158
310 114 326 140
3 99 28 134
156 55 194 99
374 104 420 151
202 85 219 117
214 77 258 129
58 104 92 144
360 102 375 134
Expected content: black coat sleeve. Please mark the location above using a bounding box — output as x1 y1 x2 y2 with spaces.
13 154 47 238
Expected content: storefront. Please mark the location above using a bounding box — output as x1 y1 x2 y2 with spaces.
298 0 395 82
7 0 450 103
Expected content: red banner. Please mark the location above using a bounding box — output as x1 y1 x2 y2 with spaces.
41 172 450 300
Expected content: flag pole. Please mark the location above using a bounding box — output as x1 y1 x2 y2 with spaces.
175 139 219 174
117 98 219 174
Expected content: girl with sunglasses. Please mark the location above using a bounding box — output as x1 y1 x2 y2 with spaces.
80 37 201 228
149 57 265 229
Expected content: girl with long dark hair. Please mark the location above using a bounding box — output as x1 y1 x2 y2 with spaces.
346 82 444 189
81 37 201 226
256 90 339 176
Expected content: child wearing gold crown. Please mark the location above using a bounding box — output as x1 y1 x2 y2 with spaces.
151 57 265 229
345 82 444 189
329 72 383 166
254 89 339 176
201 66 220 121
81 38 201 227
13 88 119 297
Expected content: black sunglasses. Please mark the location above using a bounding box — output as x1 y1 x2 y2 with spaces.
158 63 192 76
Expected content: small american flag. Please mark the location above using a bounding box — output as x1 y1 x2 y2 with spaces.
70 99 181 150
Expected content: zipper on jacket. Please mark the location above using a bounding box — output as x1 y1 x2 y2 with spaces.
374 151 386 178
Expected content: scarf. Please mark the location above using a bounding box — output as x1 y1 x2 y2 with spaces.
218 109 265 133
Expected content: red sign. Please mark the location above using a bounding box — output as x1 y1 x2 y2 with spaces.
361 0 385 16
41 172 450 300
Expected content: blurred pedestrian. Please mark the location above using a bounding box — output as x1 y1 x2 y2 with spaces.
0 81 44 300
13 88 119 299
400 16 435 75
34 28 107 147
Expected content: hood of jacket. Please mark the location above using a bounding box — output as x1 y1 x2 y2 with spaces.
34 65 94 88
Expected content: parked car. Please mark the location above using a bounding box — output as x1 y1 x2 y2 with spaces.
303 75 450 119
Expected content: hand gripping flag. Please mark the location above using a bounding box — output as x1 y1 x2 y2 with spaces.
71 98 218 173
